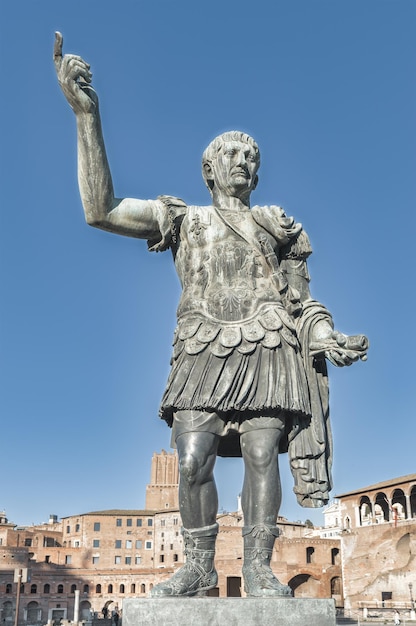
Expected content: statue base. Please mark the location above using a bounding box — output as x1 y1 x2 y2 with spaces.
122 597 336 625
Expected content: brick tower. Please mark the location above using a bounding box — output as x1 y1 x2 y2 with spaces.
145 450 179 510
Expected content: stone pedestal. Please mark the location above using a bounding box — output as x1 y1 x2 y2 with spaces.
122 597 336 626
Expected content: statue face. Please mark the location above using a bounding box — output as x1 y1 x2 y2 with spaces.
206 140 259 200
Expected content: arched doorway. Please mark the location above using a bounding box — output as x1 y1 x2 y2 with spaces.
26 601 41 624
330 576 343 608
80 601 91 621
1 601 13 624
102 600 113 619
288 574 320 598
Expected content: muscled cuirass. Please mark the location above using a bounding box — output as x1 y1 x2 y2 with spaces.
175 205 284 322
168 205 301 358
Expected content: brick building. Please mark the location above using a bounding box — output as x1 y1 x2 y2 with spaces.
334 474 416 622
0 451 341 625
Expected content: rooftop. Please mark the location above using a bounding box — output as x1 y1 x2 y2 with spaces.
61 509 161 519
336 473 416 498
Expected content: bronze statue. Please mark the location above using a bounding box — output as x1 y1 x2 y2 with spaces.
54 33 368 598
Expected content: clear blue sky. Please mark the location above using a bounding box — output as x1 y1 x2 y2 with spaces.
1 1 415 527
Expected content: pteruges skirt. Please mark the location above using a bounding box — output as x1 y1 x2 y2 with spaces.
160 311 312 429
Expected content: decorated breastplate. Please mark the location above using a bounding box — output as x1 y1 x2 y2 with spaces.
167 205 303 358
175 206 286 322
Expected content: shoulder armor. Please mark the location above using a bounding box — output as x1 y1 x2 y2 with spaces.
147 195 187 252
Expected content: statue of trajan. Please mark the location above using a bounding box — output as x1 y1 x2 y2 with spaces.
54 33 368 598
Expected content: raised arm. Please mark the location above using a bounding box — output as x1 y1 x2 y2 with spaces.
53 33 160 239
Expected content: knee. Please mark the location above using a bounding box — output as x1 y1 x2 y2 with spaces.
177 432 218 486
241 434 279 470
179 451 201 486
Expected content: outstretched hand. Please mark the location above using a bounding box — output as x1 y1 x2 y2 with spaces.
53 32 98 114
310 331 369 367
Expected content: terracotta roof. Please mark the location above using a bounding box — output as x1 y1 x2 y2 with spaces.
336 473 416 498
61 509 174 518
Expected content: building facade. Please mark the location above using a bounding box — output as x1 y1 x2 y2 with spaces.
0 451 343 625
334 474 416 621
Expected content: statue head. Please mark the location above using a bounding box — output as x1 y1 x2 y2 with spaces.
202 131 260 201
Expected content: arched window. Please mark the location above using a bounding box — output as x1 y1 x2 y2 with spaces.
57 584 64 594
410 485 416 518
130 584 135 593
392 489 407 519
43 584 50 594
119 584 125 594
20 584 25 594
331 548 340 565
359 496 372 525
5 584 12 594
95 584 102 594
83 584 89 594
30 584 37 594
306 547 315 564
375 492 390 522
140 584 146 594
71 584 77 593
108 584 113 593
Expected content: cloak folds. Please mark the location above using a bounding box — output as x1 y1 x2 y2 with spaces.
290 299 334 508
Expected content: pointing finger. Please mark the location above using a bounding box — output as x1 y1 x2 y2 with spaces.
54 31 63 68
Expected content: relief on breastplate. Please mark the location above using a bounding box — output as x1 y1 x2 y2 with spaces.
207 241 263 320
178 239 270 321
177 207 282 322
189 212 209 241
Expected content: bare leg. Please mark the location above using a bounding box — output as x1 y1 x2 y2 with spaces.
150 430 219 597
240 427 283 525
240 425 291 597
176 430 220 528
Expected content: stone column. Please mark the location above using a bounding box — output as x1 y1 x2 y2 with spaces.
74 590 80 624
354 505 361 528
405 493 411 519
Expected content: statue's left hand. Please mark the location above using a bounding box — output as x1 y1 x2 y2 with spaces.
310 331 369 367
